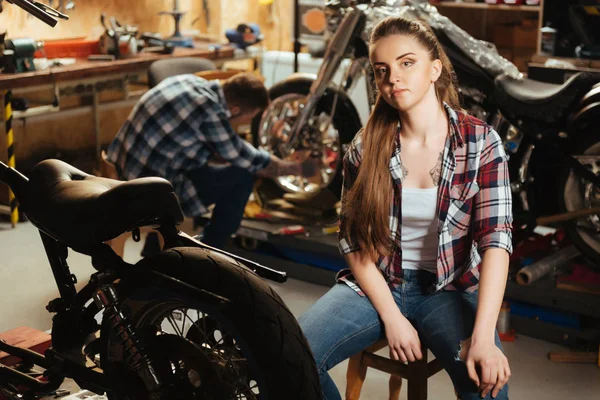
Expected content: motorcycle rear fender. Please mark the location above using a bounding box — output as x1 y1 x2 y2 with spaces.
269 73 362 128
116 248 232 309
569 83 600 137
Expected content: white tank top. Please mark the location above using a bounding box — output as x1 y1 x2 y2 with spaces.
401 186 439 274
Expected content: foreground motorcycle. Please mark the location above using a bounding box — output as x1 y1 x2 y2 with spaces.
0 3 320 399
253 0 600 266
0 160 321 399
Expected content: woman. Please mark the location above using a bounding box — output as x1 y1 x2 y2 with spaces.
299 16 513 400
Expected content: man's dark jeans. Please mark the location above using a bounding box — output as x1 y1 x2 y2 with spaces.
186 164 255 249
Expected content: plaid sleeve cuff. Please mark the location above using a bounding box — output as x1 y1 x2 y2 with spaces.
338 237 361 255
477 230 513 256
251 147 272 172
238 142 271 173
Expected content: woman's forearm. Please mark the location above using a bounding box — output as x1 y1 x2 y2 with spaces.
345 252 404 324
472 248 510 345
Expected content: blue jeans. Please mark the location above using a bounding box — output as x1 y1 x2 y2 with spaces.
186 164 255 248
298 269 508 400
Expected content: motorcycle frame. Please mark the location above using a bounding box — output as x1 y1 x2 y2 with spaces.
287 5 369 152
0 160 286 397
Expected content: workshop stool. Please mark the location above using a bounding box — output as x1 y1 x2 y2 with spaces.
346 339 457 400
147 57 217 88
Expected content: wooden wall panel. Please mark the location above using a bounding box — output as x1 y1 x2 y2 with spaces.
241 0 293 52
0 0 208 41
221 0 294 51
0 0 292 49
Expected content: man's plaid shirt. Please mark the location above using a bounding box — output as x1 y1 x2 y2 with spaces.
337 104 513 294
106 74 271 217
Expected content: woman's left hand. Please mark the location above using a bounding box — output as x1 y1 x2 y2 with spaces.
465 339 511 399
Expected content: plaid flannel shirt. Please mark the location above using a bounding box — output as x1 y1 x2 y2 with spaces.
337 104 513 294
106 74 271 217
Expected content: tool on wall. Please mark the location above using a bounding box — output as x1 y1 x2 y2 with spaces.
159 0 193 48
47 0 75 13
202 0 210 30
191 0 220 41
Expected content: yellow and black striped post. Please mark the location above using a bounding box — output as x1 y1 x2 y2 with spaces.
4 90 18 227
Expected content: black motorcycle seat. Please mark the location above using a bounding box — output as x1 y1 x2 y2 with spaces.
494 72 599 125
496 74 569 103
25 159 184 249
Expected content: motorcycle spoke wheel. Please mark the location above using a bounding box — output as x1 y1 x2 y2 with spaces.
102 248 321 400
256 93 341 195
147 305 262 399
562 138 600 267
105 303 264 399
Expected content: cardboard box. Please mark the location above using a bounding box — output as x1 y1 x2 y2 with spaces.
0 326 51 367
512 48 535 72
494 22 538 50
497 47 534 72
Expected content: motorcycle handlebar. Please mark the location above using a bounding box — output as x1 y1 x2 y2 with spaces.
0 161 29 206
6 0 69 27
0 161 7 180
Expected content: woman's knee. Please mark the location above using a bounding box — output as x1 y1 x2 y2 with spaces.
298 307 333 370
298 284 381 371
430 337 508 400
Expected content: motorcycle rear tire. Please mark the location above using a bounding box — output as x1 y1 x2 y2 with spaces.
102 247 321 399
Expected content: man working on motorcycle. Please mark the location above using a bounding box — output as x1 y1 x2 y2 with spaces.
106 72 318 249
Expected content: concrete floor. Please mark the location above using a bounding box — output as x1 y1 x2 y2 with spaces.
1 220 599 399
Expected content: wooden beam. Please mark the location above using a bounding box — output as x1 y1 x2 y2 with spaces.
436 3 540 12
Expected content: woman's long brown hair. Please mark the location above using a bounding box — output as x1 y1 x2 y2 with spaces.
344 17 461 261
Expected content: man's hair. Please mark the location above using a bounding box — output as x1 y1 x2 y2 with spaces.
222 72 269 113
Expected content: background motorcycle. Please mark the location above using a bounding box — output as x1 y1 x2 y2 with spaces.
252 0 600 267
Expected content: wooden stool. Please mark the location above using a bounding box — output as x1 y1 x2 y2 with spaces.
346 339 453 400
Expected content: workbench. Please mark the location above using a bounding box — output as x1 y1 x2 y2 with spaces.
0 44 238 91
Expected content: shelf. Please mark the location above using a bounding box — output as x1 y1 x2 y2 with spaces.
435 2 541 12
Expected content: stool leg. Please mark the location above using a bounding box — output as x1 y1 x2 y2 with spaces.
407 355 428 400
346 352 367 400
389 375 402 400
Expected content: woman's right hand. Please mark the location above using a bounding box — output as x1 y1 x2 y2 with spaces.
384 312 423 363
